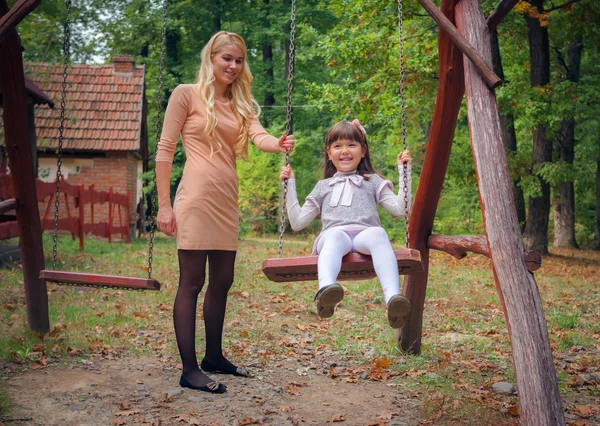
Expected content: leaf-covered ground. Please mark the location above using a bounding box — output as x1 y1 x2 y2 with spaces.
0 236 599 425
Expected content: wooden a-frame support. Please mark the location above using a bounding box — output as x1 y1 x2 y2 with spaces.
0 0 48 333
401 0 565 424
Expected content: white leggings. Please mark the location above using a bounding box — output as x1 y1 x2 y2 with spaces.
316 227 400 303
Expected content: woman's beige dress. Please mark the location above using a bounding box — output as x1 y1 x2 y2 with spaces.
155 84 278 250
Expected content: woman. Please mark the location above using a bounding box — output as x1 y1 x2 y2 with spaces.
156 31 294 394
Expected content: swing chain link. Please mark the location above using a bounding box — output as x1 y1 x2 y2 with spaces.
147 0 168 278
52 0 72 269
278 0 296 258
396 0 410 248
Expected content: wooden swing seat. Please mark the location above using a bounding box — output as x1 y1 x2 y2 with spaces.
262 248 423 282
39 270 161 291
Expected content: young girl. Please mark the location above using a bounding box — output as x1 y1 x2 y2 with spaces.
279 120 412 329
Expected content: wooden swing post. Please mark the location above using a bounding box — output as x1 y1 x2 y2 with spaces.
0 0 40 44
455 0 564 422
0 0 48 333
399 0 465 354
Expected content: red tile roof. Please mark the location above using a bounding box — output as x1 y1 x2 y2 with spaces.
23 60 146 152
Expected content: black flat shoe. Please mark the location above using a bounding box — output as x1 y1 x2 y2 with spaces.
200 358 251 377
179 375 227 393
314 283 344 319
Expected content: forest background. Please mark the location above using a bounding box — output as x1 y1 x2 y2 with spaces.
14 0 600 253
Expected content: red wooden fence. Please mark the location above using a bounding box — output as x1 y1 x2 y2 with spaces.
0 173 130 250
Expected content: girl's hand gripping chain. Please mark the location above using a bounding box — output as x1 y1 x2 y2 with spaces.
397 150 412 166
279 164 295 181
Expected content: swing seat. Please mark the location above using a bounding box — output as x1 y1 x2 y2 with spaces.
262 248 423 283
39 270 161 291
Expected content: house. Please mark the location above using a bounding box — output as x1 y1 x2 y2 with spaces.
1 55 150 238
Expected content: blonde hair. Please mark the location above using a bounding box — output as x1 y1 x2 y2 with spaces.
195 31 260 159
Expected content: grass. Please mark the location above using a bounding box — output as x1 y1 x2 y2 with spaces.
1 233 600 423
0 383 11 418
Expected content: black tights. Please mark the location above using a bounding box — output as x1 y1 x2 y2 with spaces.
174 249 237 386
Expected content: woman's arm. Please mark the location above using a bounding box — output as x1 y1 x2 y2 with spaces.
155 85 189 236
249 116 295 153
156 162 173 209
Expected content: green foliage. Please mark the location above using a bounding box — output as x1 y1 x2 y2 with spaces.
237 145 281 235
12 0 600 246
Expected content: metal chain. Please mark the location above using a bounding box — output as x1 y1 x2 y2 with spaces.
396 0 410 248
147 0 168 278
52 0 72 269
277 0 296 258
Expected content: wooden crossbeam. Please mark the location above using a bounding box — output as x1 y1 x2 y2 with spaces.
416 0 502 89
0 0 41 45
487 0 521 31
0 198 18 215
427 234 542 272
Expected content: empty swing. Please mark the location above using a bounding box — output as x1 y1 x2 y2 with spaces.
39 0 169 291
262 0 423 283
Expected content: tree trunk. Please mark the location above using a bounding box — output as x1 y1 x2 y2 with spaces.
283 0 294 134
212 0 221 33
522 0 551 254
553 34 582 248
594 128 600 250
490 28 525 230
262 42 275 108
261 0 275 127
456 1 565 423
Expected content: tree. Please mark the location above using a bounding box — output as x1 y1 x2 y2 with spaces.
522 0 552 254
490 28 526 230
552 34 582 248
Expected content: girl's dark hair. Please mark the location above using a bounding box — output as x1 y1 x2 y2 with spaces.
323 121 382 179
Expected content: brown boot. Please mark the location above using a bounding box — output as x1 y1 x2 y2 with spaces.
386 294 411 329
314 283 344 319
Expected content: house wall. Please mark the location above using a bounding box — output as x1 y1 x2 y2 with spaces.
37 152 140 238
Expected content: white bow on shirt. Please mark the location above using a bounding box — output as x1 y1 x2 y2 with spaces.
328 174 364 207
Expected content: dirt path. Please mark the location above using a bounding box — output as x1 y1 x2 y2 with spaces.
5 355 422 426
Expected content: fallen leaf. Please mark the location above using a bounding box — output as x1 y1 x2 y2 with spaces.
114 410 139 416
288 416 302 426
332 413 346 422
507 405 519 417
286 385 301 396
238 418 261 425
572 405 596 418
376 410 398 420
